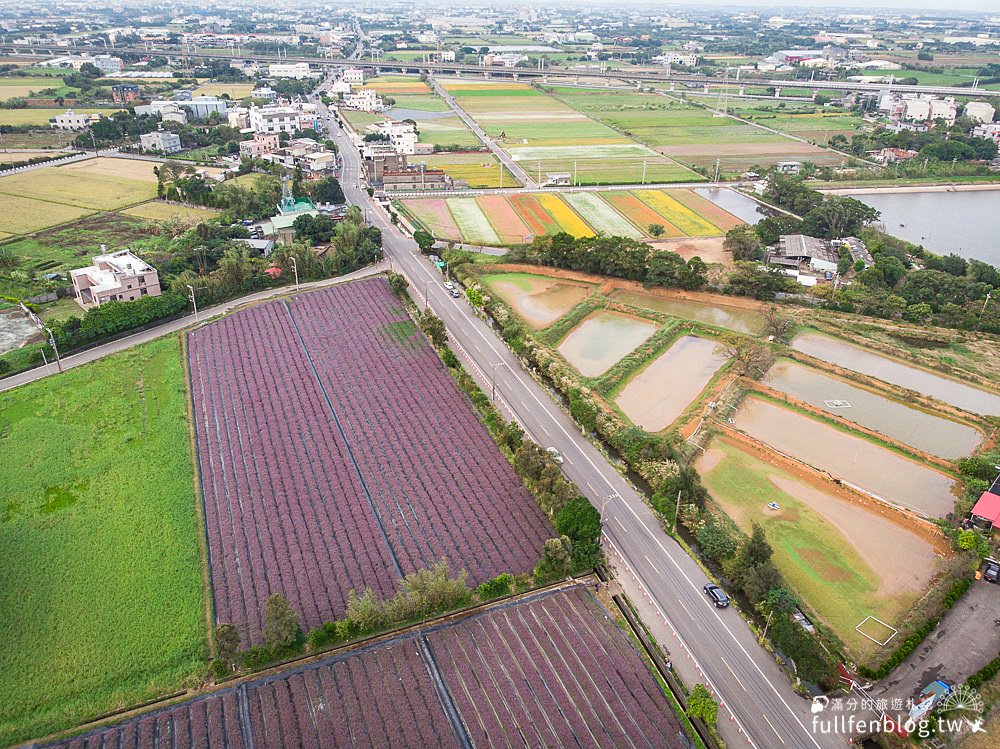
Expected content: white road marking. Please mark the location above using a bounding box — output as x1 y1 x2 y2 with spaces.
721 656 746 691
762 713 785 744
643 554 661 575
676 598 694 621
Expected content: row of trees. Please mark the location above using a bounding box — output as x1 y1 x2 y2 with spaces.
510 233 708 291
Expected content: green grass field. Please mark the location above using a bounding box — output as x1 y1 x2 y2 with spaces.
0 108 121 126
699 439 935 659
413 152 521 188
0 337 208 746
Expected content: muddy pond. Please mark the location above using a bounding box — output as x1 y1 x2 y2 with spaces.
764 360 983 460
615 336 728 432
557 311 658 377
483 273 592 329
610 289 765 334
792 332 1000 416
733 398 957 518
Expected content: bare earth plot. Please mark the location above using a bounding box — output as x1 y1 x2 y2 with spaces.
188 278 552 644
39 587 687 749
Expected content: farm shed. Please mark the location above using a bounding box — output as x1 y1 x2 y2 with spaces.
971 491 1000 529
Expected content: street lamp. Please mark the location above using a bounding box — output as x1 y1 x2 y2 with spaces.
423 278 430 311
490 361 508 403
599 493 618 546
187 284 199 322
290 256 299 291
44 326 62 372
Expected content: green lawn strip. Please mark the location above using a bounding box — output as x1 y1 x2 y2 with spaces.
700 440 886 655
744 389 961 477
0 336 208 746
534 292 607 347
589 321 683 397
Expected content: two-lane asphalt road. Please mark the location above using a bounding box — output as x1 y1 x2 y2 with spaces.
320 101 845 749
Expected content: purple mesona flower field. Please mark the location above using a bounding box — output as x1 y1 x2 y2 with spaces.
188 277 552 643
42 588 685 749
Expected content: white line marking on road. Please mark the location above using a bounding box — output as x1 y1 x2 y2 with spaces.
614 517 628 533
643 555 661 575
762 714 785 744
721 657 746 691
676 598 694 621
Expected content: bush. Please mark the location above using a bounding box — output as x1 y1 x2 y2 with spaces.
50 292 188 352
967 652 1000 689
306 626 330 651
477 573 514 600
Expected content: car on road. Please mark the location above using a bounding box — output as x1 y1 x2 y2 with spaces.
703 583 730 608
443 280 455 290
984 558 1000 584
546 447 564 464
448 288 461 299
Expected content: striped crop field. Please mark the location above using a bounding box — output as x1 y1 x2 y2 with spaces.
508 194 561 237
633 190 721 236
476 195 532 244
534 194 595 237
448 197 501 245
602 192 684 238
563 192 643 239
398 188 745 245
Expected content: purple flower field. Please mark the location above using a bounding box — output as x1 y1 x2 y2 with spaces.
43 588 685 749
187 277 552 643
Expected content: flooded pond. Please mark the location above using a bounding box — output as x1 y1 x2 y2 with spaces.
792 332 1000 416
483 273 592 329
615 335 728 432
765 360 983 460
693 187 769 225
610 289 765 334
558 311 658 377
733 398 957 518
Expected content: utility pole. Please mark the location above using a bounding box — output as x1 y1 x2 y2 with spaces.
44 327 62 372
599 493 617 546
423 278 430 311
672 489 682 533
760 609 774 645
573 160 577 186
978 290 993 330
490 361 507 402
187 284 199 322
290 256 299 291
499 161 503 189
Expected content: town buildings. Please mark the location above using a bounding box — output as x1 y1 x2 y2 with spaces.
111 84 141 105
70 249 161 309
48 109 100 130
139 129 182 154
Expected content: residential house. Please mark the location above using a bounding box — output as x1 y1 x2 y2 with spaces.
268 62 314 79
249 105 301 134
111 84 140 104
251 86 279 102
342 88 385 112
48 109 100 130
239 133 281 158
342 68 366 86
973 122 1000 144
139 130 182 154
70 249 161 309
965 101 996 124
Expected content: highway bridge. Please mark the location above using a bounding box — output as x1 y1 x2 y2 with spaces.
3 43 1000 99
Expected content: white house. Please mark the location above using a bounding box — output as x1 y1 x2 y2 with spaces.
71 249 161 309
370 121 418 155
966 101 996 124
342 88 384 112
48 109 100 130
249 105 301 134
342 68 366 86
268 62 313 79
139 130 182 154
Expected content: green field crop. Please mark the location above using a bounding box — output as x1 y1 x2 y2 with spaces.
0 337 208 746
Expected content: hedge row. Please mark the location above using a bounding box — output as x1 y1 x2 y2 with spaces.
857 578 972 680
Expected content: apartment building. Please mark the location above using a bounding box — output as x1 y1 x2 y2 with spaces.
965 101 996 124
139 130 182 154
268 62 314 79
239 133 281 158
342 88 385 112
48 109 100 130
342 68 366 85
71 249 161 309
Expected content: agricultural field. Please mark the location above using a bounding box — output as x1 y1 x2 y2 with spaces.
121 201 221 222
0 337 207 747
0 107 121 126
0 157 158 236
698 438 942 660
724 102 867 145
0 76 77 98
410 151 520 189
397 188 744 245
549 86 844 175
192 82 254 98
40 587 686 749
438 78 697 184
188 278 552 644
482 272 595 328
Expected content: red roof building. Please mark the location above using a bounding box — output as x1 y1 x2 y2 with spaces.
971 491 1000 528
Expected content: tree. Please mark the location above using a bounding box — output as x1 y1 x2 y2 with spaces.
214 623 241 670
736 522 773 570
762 306 793 341
345 588 387 633
413 229 435 254
465 288 485 307
419 309 447 347
387 271 408 298
721 334 774 376
723 225 763 261
262 594 300 650
309 176 345 205
801 197 879 239
648 223 665 238
688 684 719 727
536 535 574 579
554 497 601 543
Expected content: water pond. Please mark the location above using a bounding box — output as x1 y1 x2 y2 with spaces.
557 311 658 377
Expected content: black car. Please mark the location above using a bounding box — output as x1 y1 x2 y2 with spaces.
985 559 1000 584
703 583 730 608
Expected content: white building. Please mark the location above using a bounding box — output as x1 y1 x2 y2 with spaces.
973 123 1000 144
70 54 123 74
370 121 418 155
903 98 931 122
249 105 301 134
342 68 366 86
48 109 100 130
654 52 699 66
178 96 229 119
965 101 996 124
251 86 278 102
133 100 189 123
342 88 385 112
139 130 182 154
268 62 314 79
71 249 161 309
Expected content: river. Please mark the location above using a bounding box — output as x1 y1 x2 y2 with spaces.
847 189 1000 265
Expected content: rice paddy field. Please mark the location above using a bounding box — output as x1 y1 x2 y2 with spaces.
0 158 161 235
549 86 845 175
193 82 254 98
397 187 744 245
0 76 76 98
724 102 868 145
0 337 207 747
697 438 941 660
438 78 698 184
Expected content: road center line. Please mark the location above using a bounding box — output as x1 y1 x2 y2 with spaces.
721 656 746 691
762 713 785 744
